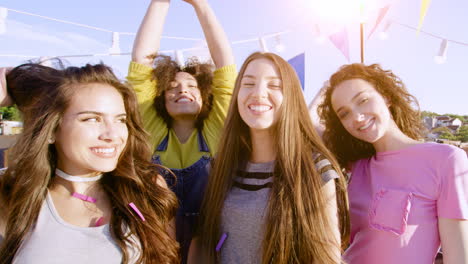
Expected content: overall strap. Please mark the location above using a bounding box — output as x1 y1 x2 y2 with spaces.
197 130 210 153
156 133 170 152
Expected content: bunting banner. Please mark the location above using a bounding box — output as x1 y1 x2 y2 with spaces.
417 0 432 33
367 5 391 40
288 53 305 90
328 28 350 62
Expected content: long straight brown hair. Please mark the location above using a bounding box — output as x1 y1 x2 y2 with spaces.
1 63 179 263
199 52 349 264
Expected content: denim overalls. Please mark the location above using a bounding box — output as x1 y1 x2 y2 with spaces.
152 130 210 264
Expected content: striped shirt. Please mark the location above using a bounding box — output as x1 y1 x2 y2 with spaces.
220 154 339 264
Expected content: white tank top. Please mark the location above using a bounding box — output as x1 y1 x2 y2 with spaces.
12 192 138 264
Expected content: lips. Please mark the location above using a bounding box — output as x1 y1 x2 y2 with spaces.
358 117 375 131
248 104 272 113
175 96 193 103
90 146 118 158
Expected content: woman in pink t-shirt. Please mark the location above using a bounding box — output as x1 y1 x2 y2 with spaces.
317 64 468 264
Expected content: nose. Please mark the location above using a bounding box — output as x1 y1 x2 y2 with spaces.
354 112 365 122
251 82 268 98
178 84 190 94
99 121 120 142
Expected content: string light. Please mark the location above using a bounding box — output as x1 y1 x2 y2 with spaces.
274 35 285 52
259 37 268 52
0 7 7 35
1 5 466 63
313 24 326 45
175 50 185 66
434 39 448 64
378 20 392 40
108 32 121 54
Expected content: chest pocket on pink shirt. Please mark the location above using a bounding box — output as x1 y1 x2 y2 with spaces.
369 188 413 235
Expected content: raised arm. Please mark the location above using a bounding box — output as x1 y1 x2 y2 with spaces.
184 0 234 69
0 68 13 107
132 0 171 66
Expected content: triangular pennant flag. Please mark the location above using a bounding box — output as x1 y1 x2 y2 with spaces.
417 0 432 33
288 53 305 90
329 28 350 62
367 5 391 40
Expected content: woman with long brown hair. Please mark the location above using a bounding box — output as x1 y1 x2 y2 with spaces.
193 52 349 264
0 63 179 263
318 63 468 263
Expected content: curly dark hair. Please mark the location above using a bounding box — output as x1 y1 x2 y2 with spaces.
152 55 214 130
318 63 425 169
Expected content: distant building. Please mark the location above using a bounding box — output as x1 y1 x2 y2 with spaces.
435 116 462 128
425 116 463 131
424 116 437 130
0 121 23 135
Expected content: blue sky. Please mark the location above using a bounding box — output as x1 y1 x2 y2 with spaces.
1 0 467 115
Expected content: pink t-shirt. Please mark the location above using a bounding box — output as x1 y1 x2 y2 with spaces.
343 143 468 264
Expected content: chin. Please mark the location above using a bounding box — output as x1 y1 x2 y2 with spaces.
248 123 275 132
92 164 118 173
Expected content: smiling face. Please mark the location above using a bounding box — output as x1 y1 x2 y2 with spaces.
54 83 128 176
237 58 283 133
164 71 203 120
331 79 397 145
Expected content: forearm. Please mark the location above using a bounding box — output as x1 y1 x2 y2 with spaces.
439 218 468 264
323 180 341 263
187 237 201 264
0 68 13 107
132 0 170 66
192 1 234 68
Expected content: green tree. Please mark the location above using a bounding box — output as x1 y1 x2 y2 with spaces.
456 126 468 142
431 126 452 134
421 110 439 118
439 131 457 141
0 106 22 121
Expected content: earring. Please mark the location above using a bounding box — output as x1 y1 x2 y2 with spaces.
48 138 55 144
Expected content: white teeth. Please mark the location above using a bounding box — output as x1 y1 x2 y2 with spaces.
359 119 373 131
249 105 271 112
92 148 115 154
177 98 191 103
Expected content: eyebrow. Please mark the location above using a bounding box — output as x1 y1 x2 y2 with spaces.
336 91 365 113
76 111 127 117
242 74 281 81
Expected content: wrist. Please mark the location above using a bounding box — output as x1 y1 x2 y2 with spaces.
192 1 210 12
151 0 170 5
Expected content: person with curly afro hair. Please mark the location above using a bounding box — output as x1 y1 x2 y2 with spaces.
127 0 236 262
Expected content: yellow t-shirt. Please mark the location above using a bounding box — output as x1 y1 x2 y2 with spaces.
127 61 237 169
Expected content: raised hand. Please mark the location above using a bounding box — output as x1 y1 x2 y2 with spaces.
181 0 207 7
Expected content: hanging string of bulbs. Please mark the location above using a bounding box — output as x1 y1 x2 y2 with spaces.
0 6 467 64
